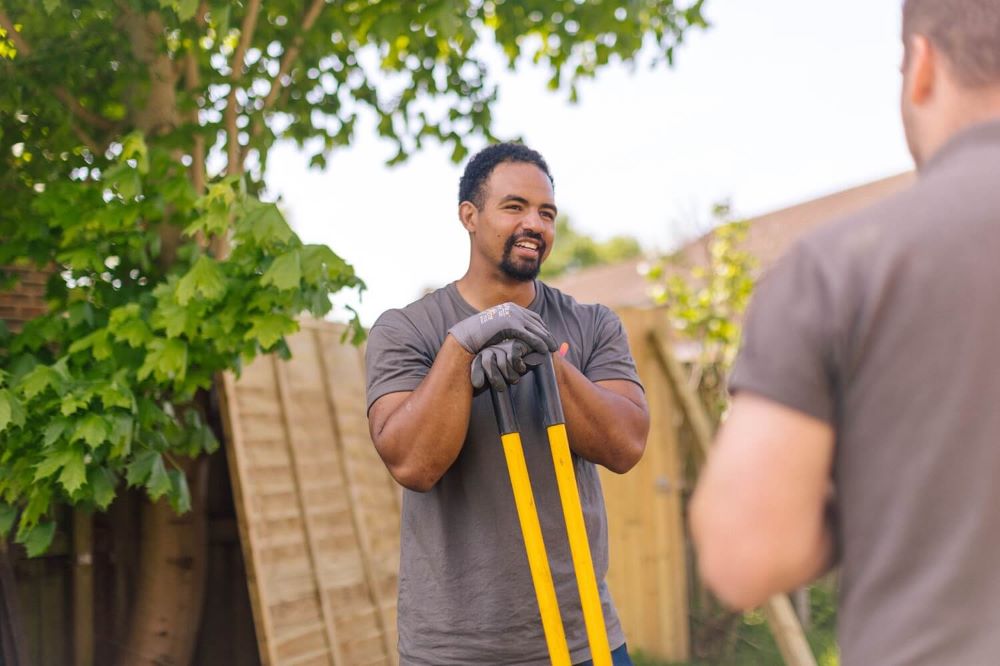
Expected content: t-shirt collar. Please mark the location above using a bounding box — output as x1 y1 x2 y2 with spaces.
923 118 1000 175
446 280 544 315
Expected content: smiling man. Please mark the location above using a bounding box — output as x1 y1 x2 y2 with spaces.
365 143 649 665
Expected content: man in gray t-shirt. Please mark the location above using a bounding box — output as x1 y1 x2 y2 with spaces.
690 2 1000 665
366 143 649 665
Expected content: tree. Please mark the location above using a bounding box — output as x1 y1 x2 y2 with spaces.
0 1 708 661
539 215 642 280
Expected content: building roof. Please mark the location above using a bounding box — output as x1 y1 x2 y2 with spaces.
550 172 916 308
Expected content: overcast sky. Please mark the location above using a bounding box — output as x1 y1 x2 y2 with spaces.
264 0 914 325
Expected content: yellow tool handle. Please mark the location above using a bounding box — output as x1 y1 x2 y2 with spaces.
547 423 612 666
501 432 572 666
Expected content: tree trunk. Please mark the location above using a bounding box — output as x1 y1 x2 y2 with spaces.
114 10 210 666
114 457 209 666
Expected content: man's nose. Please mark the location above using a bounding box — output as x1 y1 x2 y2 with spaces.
520 209 545 232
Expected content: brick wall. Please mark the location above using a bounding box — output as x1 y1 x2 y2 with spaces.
0 266 51 332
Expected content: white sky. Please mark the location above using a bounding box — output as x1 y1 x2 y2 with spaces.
264 0 914 326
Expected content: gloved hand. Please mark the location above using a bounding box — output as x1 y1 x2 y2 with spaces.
471 339 533 393
448 302 557 355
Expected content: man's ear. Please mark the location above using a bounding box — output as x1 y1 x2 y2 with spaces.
904 34 936 106
459 201 478 233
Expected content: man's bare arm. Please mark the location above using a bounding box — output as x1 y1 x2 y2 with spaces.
367 336 474 492
553 355 650 474
690 392 836 609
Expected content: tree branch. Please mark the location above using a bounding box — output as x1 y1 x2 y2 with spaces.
0 10 117 132
241 0 326 165
224 0 262 176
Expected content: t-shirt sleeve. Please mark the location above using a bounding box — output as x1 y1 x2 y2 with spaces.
582 305 643 389
365 309 434 412
728 242 839 424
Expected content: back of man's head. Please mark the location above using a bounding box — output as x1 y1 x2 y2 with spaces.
459 143 553 209
903 0 1000 89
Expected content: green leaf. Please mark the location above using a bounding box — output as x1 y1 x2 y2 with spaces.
88 468 116 509
199 425 220 455
244 314 298 350
74 414 110 448
18 521 56 558
97 381 134 410
109 415 134 459
183 207 228 238
301 244 350 283
152 298 191 338
61 393 89 417
0 503 17 537
57 447 87 494
137 338 188 383
261 250 302 291
43 419 70 448
168 469 191 513
146 455 171 500
115 318 153 347
239 201 293 246
43 0 60 14
0 388 26 431
19 365 63 400
176 255 226 305
68 328 112 360
0 389 12 432
126 450 158 487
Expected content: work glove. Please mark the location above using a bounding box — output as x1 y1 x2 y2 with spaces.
470 339 536 393
448 302 557 356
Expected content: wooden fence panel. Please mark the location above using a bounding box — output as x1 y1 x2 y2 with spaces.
221 321 399 666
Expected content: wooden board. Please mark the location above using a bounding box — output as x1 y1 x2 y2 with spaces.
220 321 400 666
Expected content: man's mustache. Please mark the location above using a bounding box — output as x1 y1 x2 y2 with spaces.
503 231 546 257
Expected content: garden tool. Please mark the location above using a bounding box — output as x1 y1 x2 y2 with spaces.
489 352 612 666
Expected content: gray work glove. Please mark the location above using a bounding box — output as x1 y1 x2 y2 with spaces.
471 339 532 393
448 302 557 356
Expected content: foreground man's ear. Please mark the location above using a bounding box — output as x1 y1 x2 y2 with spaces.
905 34 936 106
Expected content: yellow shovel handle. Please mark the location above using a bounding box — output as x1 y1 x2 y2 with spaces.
547 423 612 666
501 432 572 666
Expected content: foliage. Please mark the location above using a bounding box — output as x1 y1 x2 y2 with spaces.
539 215 642 280
643 202 756 417
0 1 710 555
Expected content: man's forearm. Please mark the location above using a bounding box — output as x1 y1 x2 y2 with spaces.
552 355 649 473
370 336 475 491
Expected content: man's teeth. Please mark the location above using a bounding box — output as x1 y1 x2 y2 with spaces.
515 242 538 250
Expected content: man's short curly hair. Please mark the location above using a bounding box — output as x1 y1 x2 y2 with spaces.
458 142 554 209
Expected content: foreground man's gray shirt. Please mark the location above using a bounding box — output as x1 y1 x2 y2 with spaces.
730 120 1000 666
366 281 641 665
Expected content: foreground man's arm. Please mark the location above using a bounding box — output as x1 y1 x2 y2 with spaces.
690 392 836 609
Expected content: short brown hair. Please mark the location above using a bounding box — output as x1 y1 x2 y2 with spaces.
903 0 1000 87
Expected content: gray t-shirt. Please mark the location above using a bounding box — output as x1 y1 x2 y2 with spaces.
730 120 1000 666
366 281 641 665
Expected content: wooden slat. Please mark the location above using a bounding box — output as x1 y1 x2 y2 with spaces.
313 327 396 666
220 371 281 666
272 357 343 666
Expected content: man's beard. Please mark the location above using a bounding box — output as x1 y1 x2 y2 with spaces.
500 232 546 282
